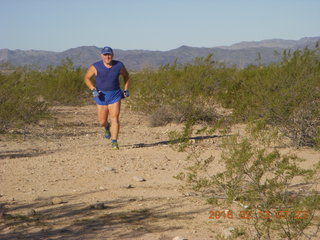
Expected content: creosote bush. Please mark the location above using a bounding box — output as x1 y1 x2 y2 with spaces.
0 59 87 132
175 130 320 239
38 58 87 105
2 45 320 148
0 69 48 132
168 119 195 152
216 47 320 147
129 46 320 148
129 55 225 126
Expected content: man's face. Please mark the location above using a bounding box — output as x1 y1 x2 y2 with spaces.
101 53 113 64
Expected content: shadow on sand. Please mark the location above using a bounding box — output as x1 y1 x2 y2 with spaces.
0 190 208 240
122 134 228 149
0 149 50 160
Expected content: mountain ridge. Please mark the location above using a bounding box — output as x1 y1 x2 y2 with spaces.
1 36 319 70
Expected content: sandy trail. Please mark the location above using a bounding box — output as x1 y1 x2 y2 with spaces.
0 104 319 240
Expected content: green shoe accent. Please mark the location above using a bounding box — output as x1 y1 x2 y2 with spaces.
111 142 119 150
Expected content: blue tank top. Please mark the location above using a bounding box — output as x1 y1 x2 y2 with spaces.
92 60 124 91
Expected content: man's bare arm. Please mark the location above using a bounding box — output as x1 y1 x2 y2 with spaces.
84 65 97 90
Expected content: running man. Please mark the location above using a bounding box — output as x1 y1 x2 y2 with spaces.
84 46 130 150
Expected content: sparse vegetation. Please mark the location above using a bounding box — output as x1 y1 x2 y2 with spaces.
128 55 223 126
2 46 320 147
175 130 320 239
0 59 88 132
168 119 195 152
0 68 49 132
37 58 88 105
216 47 320 147
1 45 320 239
130 45 320 148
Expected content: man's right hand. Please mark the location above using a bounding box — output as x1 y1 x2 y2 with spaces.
91 88 99 98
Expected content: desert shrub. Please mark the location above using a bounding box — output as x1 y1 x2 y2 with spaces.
0 69 49 132
0 59 88 132
168 119 195 152
37 58 88 105
129 47 320 147
129 55 228 126
216 47 320 147
175 132 320 239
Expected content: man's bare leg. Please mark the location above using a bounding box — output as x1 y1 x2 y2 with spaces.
96 105 109 127
108 100 121 140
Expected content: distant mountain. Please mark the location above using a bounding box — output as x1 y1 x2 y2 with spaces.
1 37 319 70
218 37 320 50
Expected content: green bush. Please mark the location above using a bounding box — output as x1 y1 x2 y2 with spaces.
168 119 195 152
37 58 88 105
175 133 320 239
129 47 320 147
0 69 49 132
0 59 88 132
129 55 226 126
216 47 320 147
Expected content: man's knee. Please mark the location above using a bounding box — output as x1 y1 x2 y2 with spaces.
99 120 108 127
109 116 119 124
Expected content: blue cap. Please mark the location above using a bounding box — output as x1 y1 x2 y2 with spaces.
101 46 113 55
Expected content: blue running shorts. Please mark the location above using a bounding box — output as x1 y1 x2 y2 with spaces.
94 89 123 105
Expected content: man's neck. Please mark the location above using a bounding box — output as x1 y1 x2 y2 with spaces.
103 60 113 68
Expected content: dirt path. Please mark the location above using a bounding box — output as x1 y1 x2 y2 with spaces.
0 104 319 240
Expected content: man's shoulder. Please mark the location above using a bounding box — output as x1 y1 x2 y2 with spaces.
112 60 124 67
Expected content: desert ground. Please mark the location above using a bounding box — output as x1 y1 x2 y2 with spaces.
1 103 319 240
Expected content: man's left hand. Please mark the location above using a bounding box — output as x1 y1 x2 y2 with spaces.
123 90 130 98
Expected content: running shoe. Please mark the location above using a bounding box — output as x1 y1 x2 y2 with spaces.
111 142 119 150
104 124 110 139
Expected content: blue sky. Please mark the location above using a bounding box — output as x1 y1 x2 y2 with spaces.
1 0 319 52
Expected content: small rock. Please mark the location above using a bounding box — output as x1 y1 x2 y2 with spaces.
233 200 250 209
90 202 105 209
173 236 188 240
101 167 116 172
51 197 63 205
27 209 36 216
133 176 146 182
23 209 36 216
223 227 235 239
183 192 198 197
122 184 134 189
